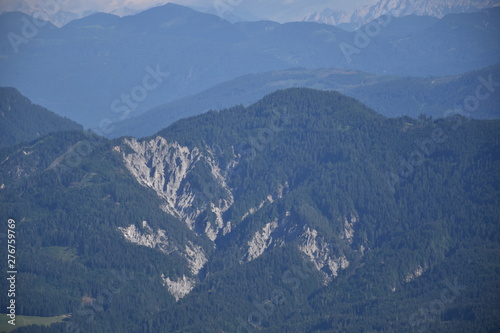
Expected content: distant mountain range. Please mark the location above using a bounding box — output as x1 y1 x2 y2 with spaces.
304 0 500 30
112 64 500 139
0 4 498 130
2 0 499 28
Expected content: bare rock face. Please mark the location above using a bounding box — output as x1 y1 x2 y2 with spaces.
120 136 363 297
117 221 208 276
241 182 289 221
118 221 208 301
242 211 356 285
122 137 233 241
122 137 202 225
121 136 237 301
184 241 208 275
299 227 349 285
245 219 279 262
341 213 358 244
118 221 176 254
404 264 427 283
161 274 196 301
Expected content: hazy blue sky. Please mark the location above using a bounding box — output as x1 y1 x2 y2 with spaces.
1 0 377 21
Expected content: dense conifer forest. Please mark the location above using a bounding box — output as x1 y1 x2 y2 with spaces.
0 88 499 332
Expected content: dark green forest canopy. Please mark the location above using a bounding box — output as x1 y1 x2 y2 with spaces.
0 87 83 149
0 88 499 332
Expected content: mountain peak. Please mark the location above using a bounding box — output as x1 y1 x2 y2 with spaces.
256 87 381 120
120 2 232 30
132 2 204 18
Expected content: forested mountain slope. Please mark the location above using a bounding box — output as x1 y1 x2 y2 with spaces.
0 87 83 148
0 88 498 332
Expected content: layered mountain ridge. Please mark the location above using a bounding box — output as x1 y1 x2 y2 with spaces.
0 4 498 129
111 63 500 138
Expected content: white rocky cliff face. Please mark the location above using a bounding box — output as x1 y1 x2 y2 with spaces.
184 241 208 275
122 137 233 241
241 183 288 221
120 137 237 300
122 137 202 224
242 211 354 285
299 226 350 285
245 219 279 262
118 221 176 254
120 138 361 298
118 221 207 301
341 214 358 244
161 274 196 302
